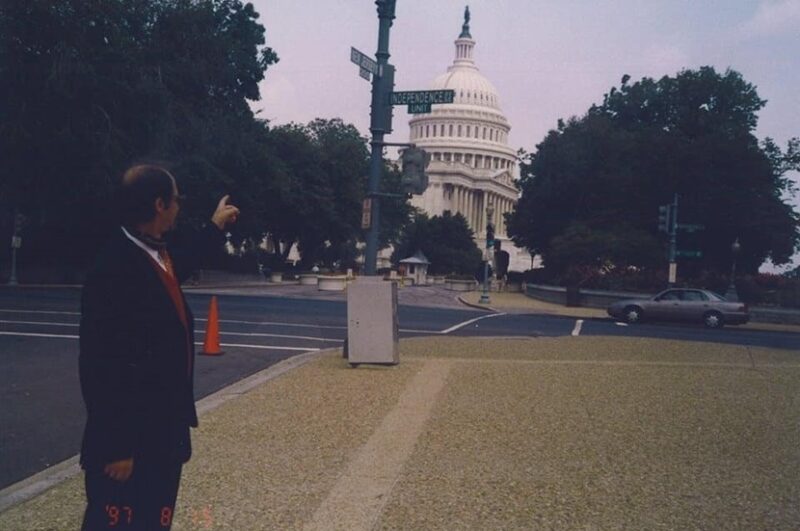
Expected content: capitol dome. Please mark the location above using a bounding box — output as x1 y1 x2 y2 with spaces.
402 7 528 273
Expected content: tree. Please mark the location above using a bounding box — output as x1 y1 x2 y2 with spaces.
0 0 278 271
508 67 799 275
392 212 482 276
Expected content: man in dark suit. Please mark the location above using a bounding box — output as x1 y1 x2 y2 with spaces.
79 164 239 530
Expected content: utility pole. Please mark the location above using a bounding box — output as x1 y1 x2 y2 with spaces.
364 0 397 276
8 210 23 286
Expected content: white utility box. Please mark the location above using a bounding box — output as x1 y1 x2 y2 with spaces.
346 276 399 366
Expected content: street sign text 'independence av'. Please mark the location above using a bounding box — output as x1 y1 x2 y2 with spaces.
390 90 455 106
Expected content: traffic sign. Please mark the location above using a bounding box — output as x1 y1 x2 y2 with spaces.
350 47 378 75
677 223 705 232
676 250 702 258
390 90 455 106
359 67 371 81
361 198 372 229
11 236 21 249
408 103 431 114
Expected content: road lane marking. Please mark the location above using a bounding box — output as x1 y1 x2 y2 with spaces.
0 319 77 327
0 332 318 352
196 331 343 343
616 322 629 327
198 318 347 330
440 312 506 334
0 308 80 316
304 359 453 531
194 342 318 352
572 319 584 336
0 331 78 339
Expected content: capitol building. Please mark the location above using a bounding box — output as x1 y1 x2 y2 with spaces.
404 9 530 272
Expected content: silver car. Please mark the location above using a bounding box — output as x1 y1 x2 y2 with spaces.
607 288 749 328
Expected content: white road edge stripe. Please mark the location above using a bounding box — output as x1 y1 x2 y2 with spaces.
440 312 506 334
0 308 80 316
571 319 584 336
0 332 318 352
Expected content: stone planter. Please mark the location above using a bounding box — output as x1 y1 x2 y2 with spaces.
270 272 283 283
299 274 318 286
445 279 476 292
432 275 446 285
318 275 347 291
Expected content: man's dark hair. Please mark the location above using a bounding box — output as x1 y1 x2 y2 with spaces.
117 164 175 227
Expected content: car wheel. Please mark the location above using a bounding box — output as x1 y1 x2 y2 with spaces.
623 305 643 324
703 311 724 329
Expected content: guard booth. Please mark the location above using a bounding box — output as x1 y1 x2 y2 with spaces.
399 251 430 286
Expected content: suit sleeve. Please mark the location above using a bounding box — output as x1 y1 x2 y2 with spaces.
79 265 147 464
168 224 226 284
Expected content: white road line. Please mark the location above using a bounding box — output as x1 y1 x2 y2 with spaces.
571 319 584 336
616 322 629 327
0 332 319 352
198 318 347 330
440 312 506 334
399 328 442 334
203 331 343 343
0 319 77 327
0 331 78 339
193 342 318 352
0 308 80 316
0 321 342 342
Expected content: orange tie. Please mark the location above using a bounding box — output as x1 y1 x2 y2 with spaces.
158 249 175 278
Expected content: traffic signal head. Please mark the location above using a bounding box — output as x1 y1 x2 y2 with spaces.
486 222 495 249
401 147 431 196
658 205 672 233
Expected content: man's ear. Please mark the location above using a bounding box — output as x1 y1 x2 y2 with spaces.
154 197 166 213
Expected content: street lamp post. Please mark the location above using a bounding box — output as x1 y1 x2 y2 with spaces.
479 202 495 304
725 237 741 302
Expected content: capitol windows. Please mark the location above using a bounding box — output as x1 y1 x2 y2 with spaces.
454 153 462 162
465 154 473 165
433 152 441 161
457 125 462 137
444 153 452 162
482 127 487 139
449 124 453 137
425 125 430 137
474 127 479 139
440 124 445 136
466 125 471 137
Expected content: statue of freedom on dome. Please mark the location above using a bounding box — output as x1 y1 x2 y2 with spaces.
460 6 471 38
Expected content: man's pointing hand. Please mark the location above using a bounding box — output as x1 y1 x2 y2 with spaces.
211 195 240 230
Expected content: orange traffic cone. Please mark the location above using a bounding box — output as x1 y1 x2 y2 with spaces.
200 296 224 356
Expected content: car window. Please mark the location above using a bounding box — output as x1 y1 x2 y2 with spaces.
682 290 707 302
657 291 681 301
706 291 725 301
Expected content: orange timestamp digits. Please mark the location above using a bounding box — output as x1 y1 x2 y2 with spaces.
105 505 133 526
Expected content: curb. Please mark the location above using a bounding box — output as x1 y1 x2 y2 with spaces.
0 348 334 515
456 295 500 313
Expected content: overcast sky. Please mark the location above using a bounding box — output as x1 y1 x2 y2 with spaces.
249 0 800 270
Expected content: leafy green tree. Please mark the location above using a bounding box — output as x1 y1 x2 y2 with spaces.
0 0 277 271
392 212 482 276
508 67 799 275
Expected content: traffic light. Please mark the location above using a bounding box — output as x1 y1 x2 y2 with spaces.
486 222 495 249
371 64 395 134
400 147 431 196
658 205 672 233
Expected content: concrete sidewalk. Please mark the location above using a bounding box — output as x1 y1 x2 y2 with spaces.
2 336 799 530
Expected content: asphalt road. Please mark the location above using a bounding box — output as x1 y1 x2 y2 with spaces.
0 287 797 491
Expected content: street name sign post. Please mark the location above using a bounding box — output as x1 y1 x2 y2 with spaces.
351 47 379 82
390 90 455 114
676 250 703 258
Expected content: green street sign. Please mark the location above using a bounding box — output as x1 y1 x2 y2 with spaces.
408 103 431 114
676 250 702 258
677 223 705 232
390 90 455 106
